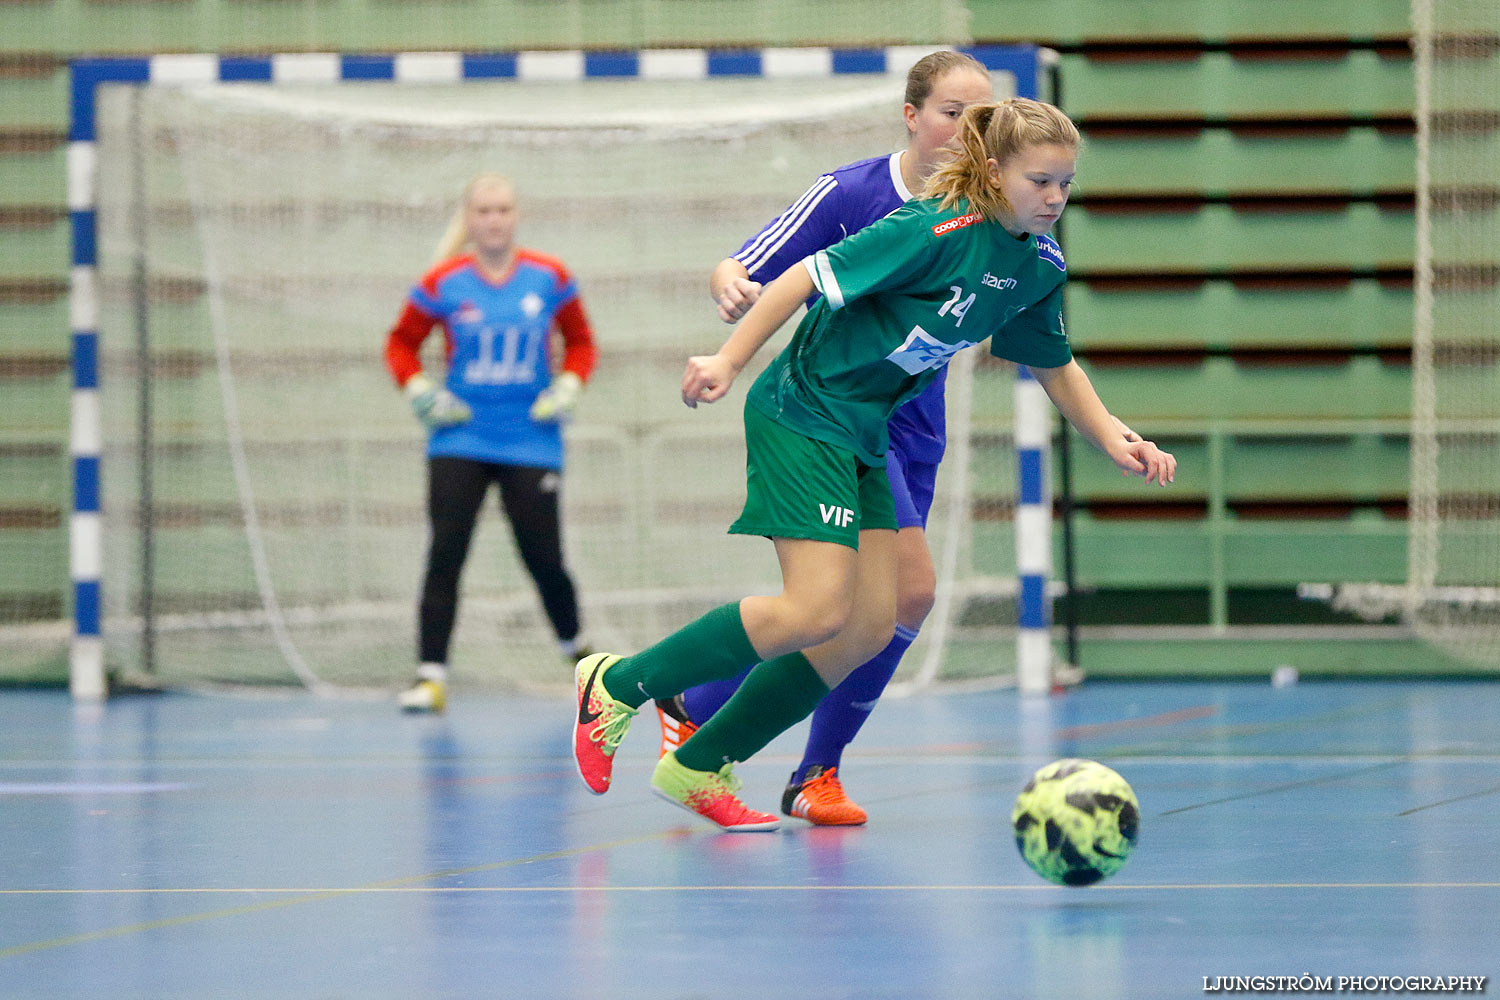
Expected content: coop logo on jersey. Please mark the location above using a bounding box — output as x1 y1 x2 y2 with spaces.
1037 235 1066 271
455 302 484 324
932 212 982 236
885 325 976 375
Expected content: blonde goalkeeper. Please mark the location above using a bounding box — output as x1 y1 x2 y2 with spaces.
384 173 598 712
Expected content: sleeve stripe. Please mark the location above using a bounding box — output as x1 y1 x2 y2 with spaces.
802 256 821 294
809 251 844 309
734 175 838 276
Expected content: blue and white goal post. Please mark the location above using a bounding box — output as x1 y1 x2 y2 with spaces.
66 42 1059 699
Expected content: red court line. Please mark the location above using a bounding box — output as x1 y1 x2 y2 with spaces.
1054 704 1220 741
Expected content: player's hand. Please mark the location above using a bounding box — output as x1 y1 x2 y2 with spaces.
1111 415 1142 443
404 372 472 429
530 371 583 423
681 353 739 408
715 278 763 324
1110 438 1176 487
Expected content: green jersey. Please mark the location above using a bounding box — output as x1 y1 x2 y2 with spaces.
746 196 1071 466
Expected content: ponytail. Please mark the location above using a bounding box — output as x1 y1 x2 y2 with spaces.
923 103 1005 220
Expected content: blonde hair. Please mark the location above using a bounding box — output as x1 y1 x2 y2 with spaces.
904 50 989 109
920 98 1081 222
431 172 514 265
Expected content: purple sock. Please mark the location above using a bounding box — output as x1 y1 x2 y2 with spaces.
681 664 754 725
793 625 917 784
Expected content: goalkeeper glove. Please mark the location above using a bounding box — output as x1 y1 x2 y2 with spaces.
529 371 583 423
404 373 472 429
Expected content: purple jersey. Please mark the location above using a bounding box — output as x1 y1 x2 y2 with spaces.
732 152 948 465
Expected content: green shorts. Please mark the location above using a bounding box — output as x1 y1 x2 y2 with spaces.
729 402 897 549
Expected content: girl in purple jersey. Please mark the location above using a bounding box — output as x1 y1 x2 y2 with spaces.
655 52 1127 827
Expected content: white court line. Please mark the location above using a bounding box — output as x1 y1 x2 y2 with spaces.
4 882 1499 895
0 782 191 795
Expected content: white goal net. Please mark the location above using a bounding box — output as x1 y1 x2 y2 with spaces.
1408 0 1500 668
92 71 1023 694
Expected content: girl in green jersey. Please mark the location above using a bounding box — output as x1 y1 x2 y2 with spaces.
573 98 1176 830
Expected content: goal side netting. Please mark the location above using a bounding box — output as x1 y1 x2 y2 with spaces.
1407 0 1500 668
92 74 1023 694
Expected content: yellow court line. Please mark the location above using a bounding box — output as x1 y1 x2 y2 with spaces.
0 829 678 961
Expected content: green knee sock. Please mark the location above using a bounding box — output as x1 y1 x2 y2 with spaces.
602 602 759 709
674 652 830 773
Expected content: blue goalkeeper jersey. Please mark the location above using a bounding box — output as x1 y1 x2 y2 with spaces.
731 152 949 465
407 251 580 470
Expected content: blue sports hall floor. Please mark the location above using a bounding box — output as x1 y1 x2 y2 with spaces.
0 677 1495 998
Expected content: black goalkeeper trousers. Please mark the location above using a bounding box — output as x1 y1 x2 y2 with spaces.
418 455 581 664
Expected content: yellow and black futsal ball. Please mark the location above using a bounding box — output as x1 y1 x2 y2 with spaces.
1012 758 1139 886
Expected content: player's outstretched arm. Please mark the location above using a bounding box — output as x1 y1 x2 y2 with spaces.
1030 360 1176 486
682 265 815 408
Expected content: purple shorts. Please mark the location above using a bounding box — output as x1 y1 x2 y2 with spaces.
885 444 939 530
